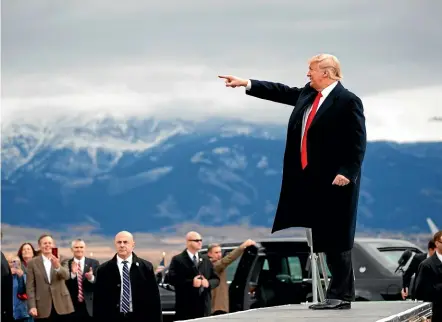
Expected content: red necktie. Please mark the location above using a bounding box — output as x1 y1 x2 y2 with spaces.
77 264 84 302
301 92 322 169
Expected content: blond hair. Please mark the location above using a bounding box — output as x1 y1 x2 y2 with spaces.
308 54 342 80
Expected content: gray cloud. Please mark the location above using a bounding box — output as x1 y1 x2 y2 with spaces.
3 1 441 92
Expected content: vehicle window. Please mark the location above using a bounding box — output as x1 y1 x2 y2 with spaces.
377 249 418 273
362 243 421 275
287 256 303 281
262 258 269 271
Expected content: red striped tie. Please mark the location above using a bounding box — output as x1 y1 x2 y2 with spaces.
301 92 322 169
77 264 84 302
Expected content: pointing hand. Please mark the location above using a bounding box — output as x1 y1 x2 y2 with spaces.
218 75 248 88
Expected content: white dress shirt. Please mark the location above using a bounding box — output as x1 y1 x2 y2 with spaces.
117 254 133 312
245 80 339 150
42 255 53 283
187 250 199 264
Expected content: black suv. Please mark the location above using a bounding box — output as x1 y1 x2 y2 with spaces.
158 237 423 318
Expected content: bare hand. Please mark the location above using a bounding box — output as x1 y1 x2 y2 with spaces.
218 75 248 88
193 275 202 288
201 277 209 288
71 261 78 274
401 288 408 300
50 255 60 269
29 308 38 317
85 267 94 280
332 174 350 186
15 267 24 277
242 239 256 249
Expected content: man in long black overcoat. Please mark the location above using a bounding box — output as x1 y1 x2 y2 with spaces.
167 231 220 320
93 231 162 322
219 53 367 310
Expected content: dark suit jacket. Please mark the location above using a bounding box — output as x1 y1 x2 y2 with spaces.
402 252 427 298
65 257 99 316
1 251 13 322
414 253 442 321
168 250 220 320
246 80 366 252
93 253 162 322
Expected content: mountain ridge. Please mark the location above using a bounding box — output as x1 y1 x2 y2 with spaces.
2 117 441 235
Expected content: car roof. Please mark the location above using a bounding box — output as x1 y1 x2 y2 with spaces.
202 236 422 250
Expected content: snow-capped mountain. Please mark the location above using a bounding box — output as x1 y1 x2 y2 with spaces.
1 116 441 234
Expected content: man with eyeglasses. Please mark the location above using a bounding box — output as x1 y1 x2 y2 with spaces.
414 231 442 322
167 231 220 320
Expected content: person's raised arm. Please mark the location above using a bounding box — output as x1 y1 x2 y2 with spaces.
218 75 303 106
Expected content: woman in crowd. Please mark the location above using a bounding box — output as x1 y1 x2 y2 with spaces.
16 243 37 272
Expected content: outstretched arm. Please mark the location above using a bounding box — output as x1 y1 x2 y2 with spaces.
218 75 304 106
246 79 304 106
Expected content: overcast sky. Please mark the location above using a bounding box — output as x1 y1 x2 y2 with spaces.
2 0 442 142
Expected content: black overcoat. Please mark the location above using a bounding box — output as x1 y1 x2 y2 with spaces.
167 250 220 320
414 253 442 322
93 252 162 322
246 80 367 252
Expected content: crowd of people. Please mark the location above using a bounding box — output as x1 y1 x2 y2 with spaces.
1 229 441 322
0 229 255 322
1 231 162 322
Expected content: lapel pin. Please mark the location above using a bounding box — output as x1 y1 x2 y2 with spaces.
136 262 139 266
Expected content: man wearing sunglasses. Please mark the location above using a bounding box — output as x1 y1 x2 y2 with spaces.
167 231 220 321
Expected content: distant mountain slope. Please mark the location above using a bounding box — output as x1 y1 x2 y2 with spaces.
1 117 441 234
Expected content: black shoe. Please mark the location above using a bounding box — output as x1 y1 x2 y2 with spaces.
308 299 351 310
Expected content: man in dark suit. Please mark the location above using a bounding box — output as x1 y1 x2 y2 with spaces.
93 231 162 322
401 239 436 300
1 249 13 322
219 53 367 310
64 239 99 320
167 231 220 320
414 231 442 322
